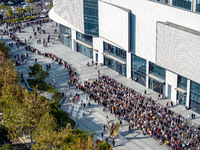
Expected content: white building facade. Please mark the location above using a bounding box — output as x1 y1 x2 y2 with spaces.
49 0 200 113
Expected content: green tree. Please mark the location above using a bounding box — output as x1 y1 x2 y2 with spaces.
49 2 53 9
28 63 42 77
0 143 17 150
96 141 112 150
6 9 13 19
32 112 57 150
16 7 25 18
20 90 50 143
28 64 49 81
34 69 49 81
25 0 34 3
26 6 31 14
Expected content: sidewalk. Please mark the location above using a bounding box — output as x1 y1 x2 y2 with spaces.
13 22 200 126
1 22 199 150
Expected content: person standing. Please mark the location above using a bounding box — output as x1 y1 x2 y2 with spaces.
68 80 70 89
101 132 104 138
112 139 115 147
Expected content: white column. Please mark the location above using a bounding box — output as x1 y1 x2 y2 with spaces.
146 61 149 89
186 79 191 107
169 0 173 6
192 0 197 12
126 52 131 79
71 29 76 51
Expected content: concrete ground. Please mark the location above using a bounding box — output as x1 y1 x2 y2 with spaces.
1 21 199 150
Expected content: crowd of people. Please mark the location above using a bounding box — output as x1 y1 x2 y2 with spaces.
82 76 200 150
3 17 200 150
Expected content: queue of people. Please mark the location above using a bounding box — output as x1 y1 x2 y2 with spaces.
82 76 200 150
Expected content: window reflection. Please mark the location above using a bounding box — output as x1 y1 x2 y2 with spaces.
103 41 126 61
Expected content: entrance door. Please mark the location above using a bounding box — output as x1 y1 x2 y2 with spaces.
177 91 186 106
168 84 171 100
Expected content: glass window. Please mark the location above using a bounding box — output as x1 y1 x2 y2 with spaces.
150 0 169 4
59 25 72 48
104 56 126 76
177 75 187 91
197 0 200 12
131 54 146 86
149 62 166 80
84 0 99 36
172 0 192 10
103 41 126 61
190 80 200 113
59 24 71 37
149 78 165 94
76 31 93 46
75 42 93 59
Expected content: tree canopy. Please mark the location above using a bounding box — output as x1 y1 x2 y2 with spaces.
28 63 49 81
25 0 34 3
6 9 13 18
0 41 112 150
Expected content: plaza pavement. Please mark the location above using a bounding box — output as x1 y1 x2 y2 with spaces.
1 21 199 150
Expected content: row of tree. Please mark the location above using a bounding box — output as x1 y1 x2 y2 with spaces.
0 41 112 150
6 6 34 19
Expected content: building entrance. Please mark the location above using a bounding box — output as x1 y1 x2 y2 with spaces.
104 56 126 76
149 78 165 95
177 91 186 106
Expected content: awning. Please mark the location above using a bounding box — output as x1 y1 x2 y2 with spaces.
74 39 93 49
103 52 126 65
175 87 187 94
148 74 165 83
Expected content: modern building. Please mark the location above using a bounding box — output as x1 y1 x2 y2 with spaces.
49 0 200 114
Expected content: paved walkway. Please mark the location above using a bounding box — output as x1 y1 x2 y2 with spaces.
1 22 199 150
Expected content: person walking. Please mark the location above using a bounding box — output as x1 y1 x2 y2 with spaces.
101 132 104 138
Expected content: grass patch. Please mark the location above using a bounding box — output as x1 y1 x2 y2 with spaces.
27 79 57 93
52 92 63 104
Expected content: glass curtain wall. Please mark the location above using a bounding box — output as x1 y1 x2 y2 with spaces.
149 62 166 94
76 31 93 46
177 75 187 106
131 54 146 86
149 62 166 80
59 25 72 48
103 41 126 76
75 31 93 59
83 0 99 36
177 75 187 90
172 0 192 10
190 81 200 113
103 42 126 61
197 0 200 12
151 0 169 4
76 42 93 59
104 56 126 76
